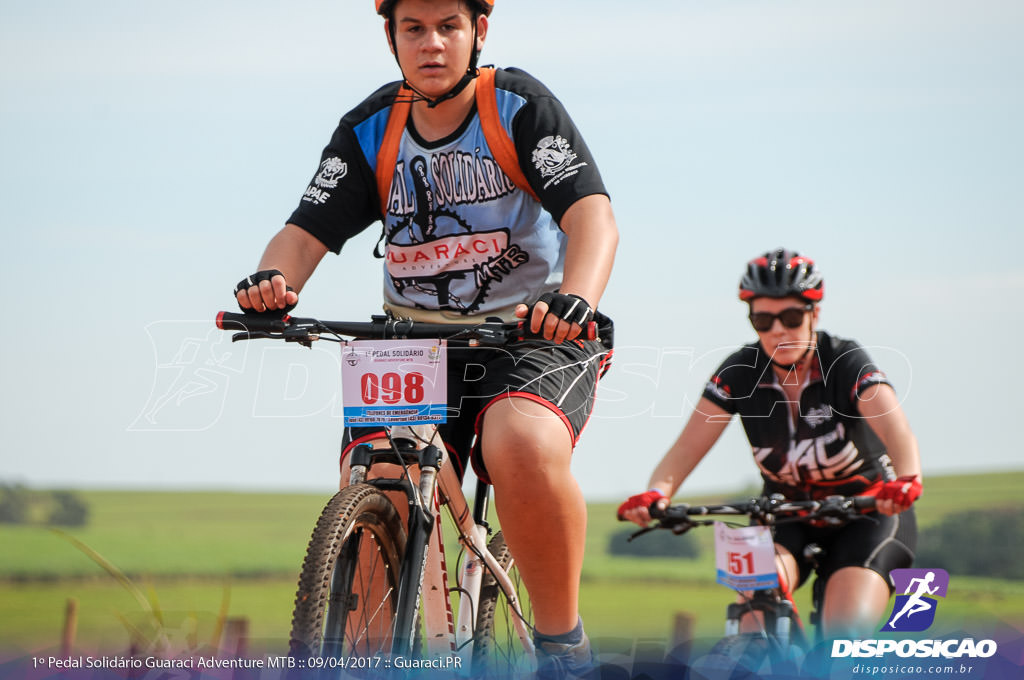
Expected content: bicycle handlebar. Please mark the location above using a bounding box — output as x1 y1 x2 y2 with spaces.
642 494 876 537
217 311 516 344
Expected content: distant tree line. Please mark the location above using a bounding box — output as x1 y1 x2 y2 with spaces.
609 527 700 558
0 483 89 527
915 507 1024 580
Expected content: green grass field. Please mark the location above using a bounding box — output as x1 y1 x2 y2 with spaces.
1 491 325 580
1 471 1022 657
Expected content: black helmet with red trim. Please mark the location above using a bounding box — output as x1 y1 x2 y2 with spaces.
738 248 824 302
375 0 493 16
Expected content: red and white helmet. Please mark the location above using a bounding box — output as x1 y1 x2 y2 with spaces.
738 248 824 302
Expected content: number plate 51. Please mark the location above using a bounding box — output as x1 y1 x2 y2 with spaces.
713 521 779 591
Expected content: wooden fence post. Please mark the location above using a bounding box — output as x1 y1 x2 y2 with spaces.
671 611 695 658
61 598 78 656
223 617 249 657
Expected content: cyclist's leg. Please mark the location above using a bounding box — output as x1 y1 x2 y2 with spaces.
821 568 891 638
463 336 609 674
776 544 801 595
479 395 583 638
471 336 609 638
817 508 916 638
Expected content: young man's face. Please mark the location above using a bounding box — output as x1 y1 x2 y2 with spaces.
388 0 487 99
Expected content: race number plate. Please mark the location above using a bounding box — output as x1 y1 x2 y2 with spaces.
341 339 447 426
713 521 779 591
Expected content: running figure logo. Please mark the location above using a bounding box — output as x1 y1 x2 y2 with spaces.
882 568 949 632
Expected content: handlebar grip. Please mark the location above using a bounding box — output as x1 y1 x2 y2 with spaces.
853 495 877 511
654 503 693 522
216 310 290 332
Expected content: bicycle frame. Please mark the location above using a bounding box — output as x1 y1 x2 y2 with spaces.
346 424 533 664
721 508 808 650
215 311 541 667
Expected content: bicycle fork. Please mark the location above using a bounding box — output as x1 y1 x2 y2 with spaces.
726 591 796 649
347 439 445 658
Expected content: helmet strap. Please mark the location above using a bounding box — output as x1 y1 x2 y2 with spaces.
769 332 817 373
388 17 482 109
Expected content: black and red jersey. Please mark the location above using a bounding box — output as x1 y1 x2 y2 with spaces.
702 330 896 499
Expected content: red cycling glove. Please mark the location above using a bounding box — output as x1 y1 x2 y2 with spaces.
876 475 922 507
617 489 666 520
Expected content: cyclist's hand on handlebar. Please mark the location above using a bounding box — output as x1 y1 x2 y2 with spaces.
874 475 922 516
234 269 298 314
517 292 594 344
617 489 668 526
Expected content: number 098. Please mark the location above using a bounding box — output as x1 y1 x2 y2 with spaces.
360 372 426 405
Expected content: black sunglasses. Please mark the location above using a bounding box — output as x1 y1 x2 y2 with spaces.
748 304 813 332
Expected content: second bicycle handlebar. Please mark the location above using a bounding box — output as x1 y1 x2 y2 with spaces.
644 494 877 536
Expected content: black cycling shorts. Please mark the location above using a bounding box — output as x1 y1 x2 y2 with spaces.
341 331 613 482
774 507 917 590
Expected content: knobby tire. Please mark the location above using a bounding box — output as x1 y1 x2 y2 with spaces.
289 484 406 662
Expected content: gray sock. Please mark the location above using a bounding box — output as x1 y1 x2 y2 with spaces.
534 617 584 646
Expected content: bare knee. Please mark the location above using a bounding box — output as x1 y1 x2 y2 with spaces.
479 397 573 487
822 567 892 638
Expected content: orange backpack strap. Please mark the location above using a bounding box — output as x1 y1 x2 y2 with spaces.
375 86 413 216
375 70 538 218
475 67 539 201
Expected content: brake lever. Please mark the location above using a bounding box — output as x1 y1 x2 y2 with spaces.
231 331 278 343
627 526 657 542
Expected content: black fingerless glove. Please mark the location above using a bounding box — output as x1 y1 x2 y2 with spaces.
534 292 594 327
234 269 297 314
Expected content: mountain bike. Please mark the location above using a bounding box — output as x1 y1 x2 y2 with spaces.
626 494 876 679
216 311 611 677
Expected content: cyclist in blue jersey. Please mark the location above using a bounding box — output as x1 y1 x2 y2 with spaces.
619 249 921 639
231 1 617 674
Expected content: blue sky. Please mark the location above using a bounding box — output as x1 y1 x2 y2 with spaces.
2 0 1022 499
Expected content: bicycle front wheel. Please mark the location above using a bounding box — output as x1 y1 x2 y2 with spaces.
472 530 533 677
290 484 406 659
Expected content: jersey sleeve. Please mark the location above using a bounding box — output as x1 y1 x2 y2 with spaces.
700 346 759 415
286 119 381 254
829 339 893 413
503 70 609 224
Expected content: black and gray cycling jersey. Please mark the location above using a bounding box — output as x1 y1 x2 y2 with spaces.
701 330 896 499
